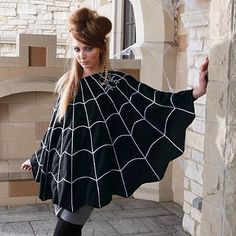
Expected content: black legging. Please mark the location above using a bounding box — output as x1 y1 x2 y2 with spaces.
53 217 84 236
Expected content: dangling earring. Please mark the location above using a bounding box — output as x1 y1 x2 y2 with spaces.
103 50 109 79
102 49 110 85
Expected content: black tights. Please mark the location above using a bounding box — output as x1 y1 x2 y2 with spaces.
53 217 84 236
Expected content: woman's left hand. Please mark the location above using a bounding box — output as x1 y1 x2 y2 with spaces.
193 57 209 99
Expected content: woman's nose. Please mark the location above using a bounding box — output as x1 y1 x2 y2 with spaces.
80 50 86 59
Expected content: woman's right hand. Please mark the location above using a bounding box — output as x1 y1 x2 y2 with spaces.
21 159 32 171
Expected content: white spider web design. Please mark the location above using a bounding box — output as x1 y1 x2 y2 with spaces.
32 71 195 211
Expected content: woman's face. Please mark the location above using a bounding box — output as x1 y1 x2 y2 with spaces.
72 38 102 75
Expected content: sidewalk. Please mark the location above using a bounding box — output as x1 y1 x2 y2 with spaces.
0 198 190 236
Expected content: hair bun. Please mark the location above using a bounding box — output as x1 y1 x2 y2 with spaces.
68 7 112 46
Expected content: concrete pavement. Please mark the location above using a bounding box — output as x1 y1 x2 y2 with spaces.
0 198 190 236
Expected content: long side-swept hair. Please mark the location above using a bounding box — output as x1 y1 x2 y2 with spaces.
55 7 112 122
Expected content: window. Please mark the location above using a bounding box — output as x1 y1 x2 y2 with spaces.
123 0 136 59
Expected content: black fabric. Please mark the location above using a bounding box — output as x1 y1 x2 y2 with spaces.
53 217 83 236
31 71 195 212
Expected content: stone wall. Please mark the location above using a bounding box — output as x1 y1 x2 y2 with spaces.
200 0 236 235
0 0 79 58
0 92 56 206
180 1 210 235
0 0 112 58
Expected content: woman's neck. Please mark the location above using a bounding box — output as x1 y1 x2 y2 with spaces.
83 66 104 77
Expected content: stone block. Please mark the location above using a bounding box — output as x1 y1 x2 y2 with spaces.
17 3 37 15
224 127 236 168
194 54 207 69
186 131 205 152
8 104 52 122
18 34 57 47
0 8 16 16
185 160 203 184
0 104 8 122
0 122 35 141
190 181 203 196
53 12 68 20
184 177 190 190
191 149 204 165
55 1 70 7
190 118 205 134
7 141 38 160
187 40 203 52
0 182 9 198
190 207 201 223
211 40 230 65
206 81 228 124
7 196 37 207
0 160 9 180
228 82 236 126
182 213 196 235
224 168 236 213
202 162 224 208
48 6 69 12
8 19 28 26
37 11 53 21
30 1 54 6
35 122 49 140
187 68 200 87
204 122 226 164
9 180 38 197
210 0 232 39
184 190 198 205
0 141 8 161
222 213 236 236
200 201 222 236
183 201 191 214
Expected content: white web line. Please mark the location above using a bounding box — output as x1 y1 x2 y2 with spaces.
35 71 195 205
91 74 162 180
80 82 102 208
84 78 129 197
70 95 75 211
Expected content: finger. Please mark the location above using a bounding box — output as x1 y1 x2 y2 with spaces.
200 71 208 81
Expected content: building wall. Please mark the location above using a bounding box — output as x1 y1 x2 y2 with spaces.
0 92 55 160
0 0 112 58
0 92 56 206
201 0 236 235
180 0 210 235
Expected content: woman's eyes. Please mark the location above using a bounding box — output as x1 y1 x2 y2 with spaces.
73 47 80 52
73 46 93 52
85 46 93 51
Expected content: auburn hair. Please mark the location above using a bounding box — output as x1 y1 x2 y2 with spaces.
55 7 112 121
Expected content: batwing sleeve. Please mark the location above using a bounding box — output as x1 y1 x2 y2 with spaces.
30 94 60 180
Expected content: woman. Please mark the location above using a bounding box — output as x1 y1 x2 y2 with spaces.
21 7 209 236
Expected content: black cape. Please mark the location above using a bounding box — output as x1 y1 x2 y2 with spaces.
31 71 195 212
